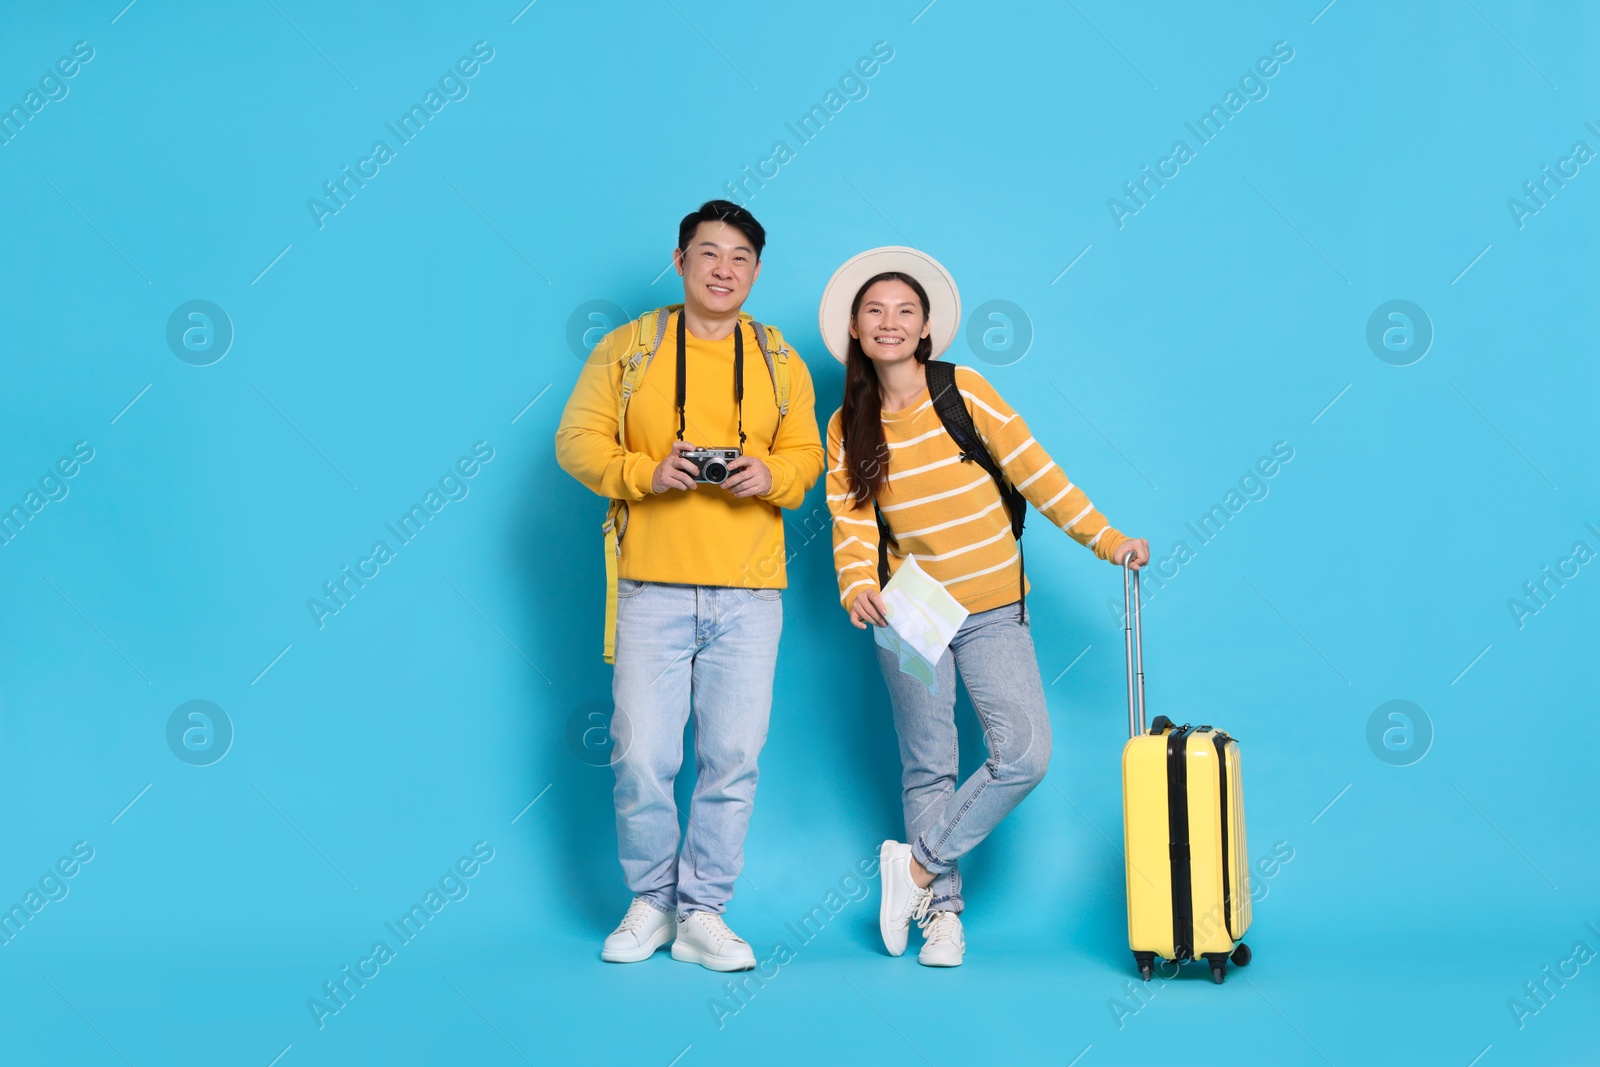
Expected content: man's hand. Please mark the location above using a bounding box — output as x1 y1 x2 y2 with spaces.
849 588 889 629
651 441 701 494
1114 537 1151 570
721 455 772 498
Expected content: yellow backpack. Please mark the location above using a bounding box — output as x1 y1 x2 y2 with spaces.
600 305 794 663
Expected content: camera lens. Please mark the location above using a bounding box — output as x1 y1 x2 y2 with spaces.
703 459 728 484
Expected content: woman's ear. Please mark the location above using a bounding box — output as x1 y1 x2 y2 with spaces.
849 318 859 339
920 318 932 339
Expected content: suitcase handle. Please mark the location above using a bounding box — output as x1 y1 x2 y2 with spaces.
1123 559 1146 739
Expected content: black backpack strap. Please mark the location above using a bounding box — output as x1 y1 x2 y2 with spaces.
875 502 892 589
924 360 1030 622
840 417 895 599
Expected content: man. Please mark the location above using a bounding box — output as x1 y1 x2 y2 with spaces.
556 201 824 971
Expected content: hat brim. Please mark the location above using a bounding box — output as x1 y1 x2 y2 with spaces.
817 246 961 364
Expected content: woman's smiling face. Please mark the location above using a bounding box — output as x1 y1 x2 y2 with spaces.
851 278 930 364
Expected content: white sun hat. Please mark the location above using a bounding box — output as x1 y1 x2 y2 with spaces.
817 245 961 364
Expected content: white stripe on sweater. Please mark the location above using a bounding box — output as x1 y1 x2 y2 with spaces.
893 499 1005 538
999 436 1036 465
1064 503 1094 530
911 525 1012 563
1016 461 1056 491
888 454 963 482
888 426 949 449
831 426 949 473
878 474 990 513
1040 481 1077 511
940 550 1021 587
960 390 1014 424
839 577 876 602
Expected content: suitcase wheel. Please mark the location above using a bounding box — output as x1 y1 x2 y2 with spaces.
1209 959 1226 984
1230 942 1252 967
1133 951 1156 982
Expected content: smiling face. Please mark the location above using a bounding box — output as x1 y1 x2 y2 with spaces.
850 278 931 366
674 220 761 321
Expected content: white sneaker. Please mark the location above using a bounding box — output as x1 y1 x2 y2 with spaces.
600 896 677 963
917 910 965 967
878 840 932 957
671 911 757 972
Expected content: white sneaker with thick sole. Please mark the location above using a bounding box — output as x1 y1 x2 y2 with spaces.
671 911 757 972
917 910 965 967
878 840 932 957
601 896 677 963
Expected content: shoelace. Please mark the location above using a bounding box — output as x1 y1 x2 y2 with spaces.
918 909 958 944
694 912 739 945
617 898 659 934
909 887 932 925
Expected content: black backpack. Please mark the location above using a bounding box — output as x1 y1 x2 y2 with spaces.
874 359 1029 621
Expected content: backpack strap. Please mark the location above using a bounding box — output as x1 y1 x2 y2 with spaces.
602 306 674 663
616 305 676 428
747 318 792 419
875 501 894 589
923 360 1029 621
602 499 625 663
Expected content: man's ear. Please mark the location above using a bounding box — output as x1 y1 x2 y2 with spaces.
673 248 686 276
751 258 762 285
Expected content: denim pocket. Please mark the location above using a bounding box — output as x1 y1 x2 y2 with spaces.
617 578 647 599
744 587 782 601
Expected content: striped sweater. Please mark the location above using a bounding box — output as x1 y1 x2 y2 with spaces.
826 365 1129 615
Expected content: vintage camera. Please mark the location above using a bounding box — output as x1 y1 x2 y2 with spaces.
682 447 742 484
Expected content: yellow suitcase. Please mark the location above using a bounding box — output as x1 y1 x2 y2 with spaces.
1120 562 1253 983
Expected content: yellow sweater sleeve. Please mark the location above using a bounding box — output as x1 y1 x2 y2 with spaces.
758 347 825 510
825 409 882 611
554 327 658 501
956 367 1130 564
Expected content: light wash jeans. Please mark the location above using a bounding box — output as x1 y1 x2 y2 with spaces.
875 603 1052 913
611 579 782 919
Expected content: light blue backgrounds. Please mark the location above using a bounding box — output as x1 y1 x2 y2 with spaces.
2 2 1597 1064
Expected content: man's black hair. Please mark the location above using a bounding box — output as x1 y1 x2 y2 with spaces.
677 200 766 260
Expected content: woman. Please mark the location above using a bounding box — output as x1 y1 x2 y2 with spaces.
818 247 1149 967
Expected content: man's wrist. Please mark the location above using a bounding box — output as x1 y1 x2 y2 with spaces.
756 457 787 501
633 457 662 498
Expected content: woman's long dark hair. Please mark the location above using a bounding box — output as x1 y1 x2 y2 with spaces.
842 271 933 506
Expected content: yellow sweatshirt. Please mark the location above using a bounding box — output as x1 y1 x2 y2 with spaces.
556 312 824 588
827 365 1129 615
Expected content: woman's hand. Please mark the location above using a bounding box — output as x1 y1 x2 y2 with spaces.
849 588 889 629
1114 538 1151 570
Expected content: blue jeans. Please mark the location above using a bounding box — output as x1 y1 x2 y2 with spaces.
610 579 782 919
875 603 1052 913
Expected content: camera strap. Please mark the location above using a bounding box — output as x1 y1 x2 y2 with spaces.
674 310 746 448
